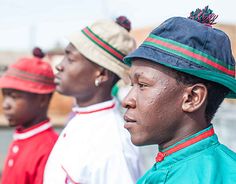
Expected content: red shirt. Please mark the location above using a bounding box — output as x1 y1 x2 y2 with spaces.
1 120 58 184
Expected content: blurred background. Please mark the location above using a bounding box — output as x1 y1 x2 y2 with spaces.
1 0 236 179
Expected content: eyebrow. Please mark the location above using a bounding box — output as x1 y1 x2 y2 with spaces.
134 72 142 79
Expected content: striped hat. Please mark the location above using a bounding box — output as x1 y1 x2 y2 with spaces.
0 57 55 94
67 16 136 84
125 7 236 98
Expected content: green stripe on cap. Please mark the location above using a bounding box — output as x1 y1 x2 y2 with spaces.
81 27 125 62
143 34 235 77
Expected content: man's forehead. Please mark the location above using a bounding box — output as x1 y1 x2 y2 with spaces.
130 59 167 73
129 59 178 83
129 63 160 81
65 43 77 52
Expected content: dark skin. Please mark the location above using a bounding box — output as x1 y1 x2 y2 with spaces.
55 43 115 107
122 59 209 150
2 88 51 130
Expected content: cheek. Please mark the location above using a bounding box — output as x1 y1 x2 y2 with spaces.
7 103 29 124
58 69 81 93
65 67 94 87
15 102 31 115
136 88 163 122
63 69 78 84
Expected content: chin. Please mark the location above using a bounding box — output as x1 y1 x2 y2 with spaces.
131 135 157 146
8 122 17 127
56 87 69 96
131 136 146 146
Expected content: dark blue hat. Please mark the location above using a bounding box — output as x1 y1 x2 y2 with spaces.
124 7 236 98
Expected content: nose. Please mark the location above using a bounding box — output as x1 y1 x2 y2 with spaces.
55 58 65 72
122 89 136 109
2 98 11 111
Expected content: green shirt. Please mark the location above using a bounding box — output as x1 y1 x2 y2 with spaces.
138 126 236 184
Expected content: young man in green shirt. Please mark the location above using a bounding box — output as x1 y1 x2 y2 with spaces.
122 6 236 183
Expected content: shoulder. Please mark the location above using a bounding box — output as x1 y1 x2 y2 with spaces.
36 128 58 146
217 144 236 161
166 144 236 183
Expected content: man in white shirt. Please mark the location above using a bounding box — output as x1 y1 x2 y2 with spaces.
44 16 141 184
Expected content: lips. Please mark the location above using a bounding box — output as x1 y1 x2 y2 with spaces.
4 114 15 124
124 113 137 130
4 113 12 120
54 76 61 85
124 114 136 123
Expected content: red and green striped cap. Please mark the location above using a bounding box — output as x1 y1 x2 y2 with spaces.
81 27 126 62
124 17 236 98
67 19 136 84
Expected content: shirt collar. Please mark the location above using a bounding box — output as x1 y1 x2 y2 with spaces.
13 119 52 140
155 125 219 166
72 99 116 114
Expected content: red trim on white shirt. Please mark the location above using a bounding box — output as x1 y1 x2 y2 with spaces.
78 103 115 114
13 119 52 140
61 165 80 184
73 99 116 115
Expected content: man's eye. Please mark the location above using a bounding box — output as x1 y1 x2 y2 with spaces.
11 93 21 99
138 83 148 88
68 58 75 62
5 93 19 99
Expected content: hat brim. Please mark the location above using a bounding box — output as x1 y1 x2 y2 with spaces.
124 46 236 99
0 76 55 94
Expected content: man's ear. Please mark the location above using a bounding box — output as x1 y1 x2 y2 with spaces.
95 68 109 85
182 84 207 112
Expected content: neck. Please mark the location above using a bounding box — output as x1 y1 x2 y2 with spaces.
76 89 112 107
159 114 209 150
19 113 48 130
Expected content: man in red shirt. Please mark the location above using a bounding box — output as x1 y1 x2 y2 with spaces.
0 48 58 184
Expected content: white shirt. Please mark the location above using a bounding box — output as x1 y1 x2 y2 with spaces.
44 99 141 184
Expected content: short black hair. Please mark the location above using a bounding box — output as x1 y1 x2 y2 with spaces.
173 70 229 123
111 73 120 86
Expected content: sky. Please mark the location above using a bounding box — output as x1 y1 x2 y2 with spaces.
0 0 236 51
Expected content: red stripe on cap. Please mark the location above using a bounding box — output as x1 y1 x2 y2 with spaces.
6 68 54 85
83 27 124 61
146 37 235 76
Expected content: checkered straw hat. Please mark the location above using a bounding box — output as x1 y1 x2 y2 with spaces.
67 16 136 84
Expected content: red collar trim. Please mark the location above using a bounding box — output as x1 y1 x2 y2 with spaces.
156 127 215 162
77 103 115 114
13 119 51 140
73 100 116 115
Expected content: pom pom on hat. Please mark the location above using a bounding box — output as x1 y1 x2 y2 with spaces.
115 16 131 32
32 47 45 58
188 6 218 26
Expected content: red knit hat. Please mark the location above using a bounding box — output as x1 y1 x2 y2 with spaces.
0 56 55 94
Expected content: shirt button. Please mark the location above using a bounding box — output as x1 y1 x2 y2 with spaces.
155 152 166 162
8 159 14 167
12 145 19 153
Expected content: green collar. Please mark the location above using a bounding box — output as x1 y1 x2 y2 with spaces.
155 125 219 167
